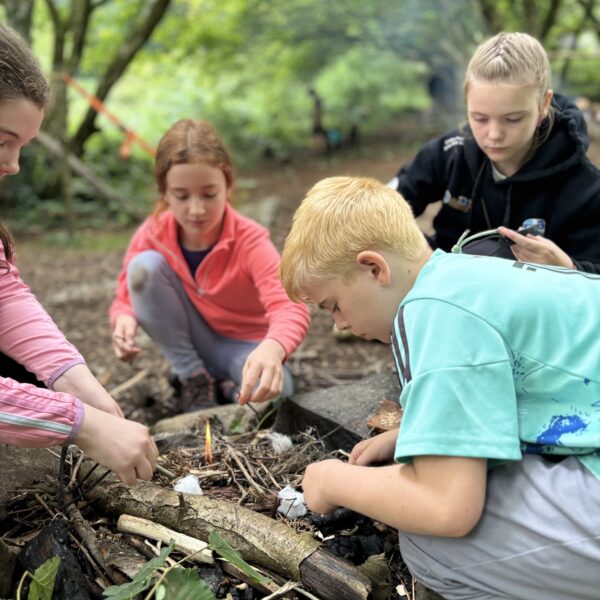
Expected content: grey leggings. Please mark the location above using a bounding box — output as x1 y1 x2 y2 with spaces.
127 250 293 395
399 454 600 599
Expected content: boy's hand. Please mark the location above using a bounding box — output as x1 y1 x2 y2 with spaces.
75 404 158 486
498 226 575 269
302 459 343 514
349 428 399 466
238 339 286 404
112 315 141 362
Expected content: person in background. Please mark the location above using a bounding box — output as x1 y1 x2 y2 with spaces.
110 119 310 411
281 176 600 600
389 31 600 273
0 24 157 486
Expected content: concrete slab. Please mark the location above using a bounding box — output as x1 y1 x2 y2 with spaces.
236 195 280 229
273 372 400 452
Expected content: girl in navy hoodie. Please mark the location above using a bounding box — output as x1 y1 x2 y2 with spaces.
389 32 600 273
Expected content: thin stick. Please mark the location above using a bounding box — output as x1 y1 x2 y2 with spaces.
108 368 149 399
155 464 176 479
228 449 266 496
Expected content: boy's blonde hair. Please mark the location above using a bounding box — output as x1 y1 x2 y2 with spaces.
465 32 551 100
280 177 427 302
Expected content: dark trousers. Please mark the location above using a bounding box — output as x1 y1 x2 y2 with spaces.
0 351 43 387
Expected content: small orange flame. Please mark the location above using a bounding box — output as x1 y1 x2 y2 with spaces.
204 419 213 465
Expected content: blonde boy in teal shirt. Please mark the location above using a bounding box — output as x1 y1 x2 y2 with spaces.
280 176 600 599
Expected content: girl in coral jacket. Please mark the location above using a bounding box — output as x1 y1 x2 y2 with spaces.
0 24 157 485
110 119 310 411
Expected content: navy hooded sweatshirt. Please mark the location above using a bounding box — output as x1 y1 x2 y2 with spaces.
391 94 600 273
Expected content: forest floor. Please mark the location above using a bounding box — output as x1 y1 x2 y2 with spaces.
14 122 600 426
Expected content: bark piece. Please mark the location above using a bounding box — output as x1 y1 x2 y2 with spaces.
19 520 91 600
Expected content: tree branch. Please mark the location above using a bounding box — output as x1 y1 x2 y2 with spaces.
70 0 172 156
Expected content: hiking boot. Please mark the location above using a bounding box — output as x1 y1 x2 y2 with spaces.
177 370 217 412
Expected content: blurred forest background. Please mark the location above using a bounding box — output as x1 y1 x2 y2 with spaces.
1 0 600 237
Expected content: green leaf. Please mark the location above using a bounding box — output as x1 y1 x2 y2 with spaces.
103 542 175 599
208 532 271 586
28 556 61 600
358 553 391 600
162 568 216 600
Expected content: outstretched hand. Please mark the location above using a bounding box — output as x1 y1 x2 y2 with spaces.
112 314 142 362
238 339 286 404
498 226 575 269
74 404 158 485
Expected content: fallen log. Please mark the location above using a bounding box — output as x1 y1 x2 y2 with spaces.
35 131 142 217
79 465 372 600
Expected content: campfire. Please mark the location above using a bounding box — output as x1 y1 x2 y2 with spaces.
0 419 409 599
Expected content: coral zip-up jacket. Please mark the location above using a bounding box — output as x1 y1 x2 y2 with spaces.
0 251 84 446
110 204 310 357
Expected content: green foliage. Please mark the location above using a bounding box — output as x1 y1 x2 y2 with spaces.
208 531 272 587
27 556 61 600
157 569 215 600
6 0 600 236
103 542 175 599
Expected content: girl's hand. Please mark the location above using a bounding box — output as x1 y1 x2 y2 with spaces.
349 428 399 466
75 404 158 485
53 364 123 417
498 226 576 269
238 339 286 404
302 459 343 514
112 315 141 362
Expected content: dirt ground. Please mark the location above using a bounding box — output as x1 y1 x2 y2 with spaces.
14 126 420 425
13 125 600 426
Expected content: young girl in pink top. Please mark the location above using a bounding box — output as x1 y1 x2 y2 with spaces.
110 120 310 411
0 24 157 485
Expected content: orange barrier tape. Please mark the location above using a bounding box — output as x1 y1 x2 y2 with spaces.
64 74 156 158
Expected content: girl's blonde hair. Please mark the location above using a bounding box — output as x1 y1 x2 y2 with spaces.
153 119 234 214
280 177 428 302
465 32 550 98
464 32 555 147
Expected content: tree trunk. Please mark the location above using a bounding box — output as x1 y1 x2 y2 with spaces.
0 0 35 41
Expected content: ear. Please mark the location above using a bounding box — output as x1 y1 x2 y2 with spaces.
356 250 391 285
541 89 553 117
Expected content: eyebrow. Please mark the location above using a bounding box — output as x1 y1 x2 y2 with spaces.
469 110 528 117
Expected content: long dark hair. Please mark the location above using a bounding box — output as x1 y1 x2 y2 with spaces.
0 24 49 265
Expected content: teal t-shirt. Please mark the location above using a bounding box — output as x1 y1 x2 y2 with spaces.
392 250 600 479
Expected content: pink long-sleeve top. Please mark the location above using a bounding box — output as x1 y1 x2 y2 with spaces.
0 251 85 447
110 204 310 357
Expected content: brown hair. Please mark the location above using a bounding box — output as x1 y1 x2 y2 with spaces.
153 119 234 214
0 24 50 264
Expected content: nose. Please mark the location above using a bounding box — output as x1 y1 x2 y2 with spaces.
488 121 504 141
333 313 351 331
1 149 20 175
188 196 206 215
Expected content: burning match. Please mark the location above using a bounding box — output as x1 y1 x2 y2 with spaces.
204 419 213 465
